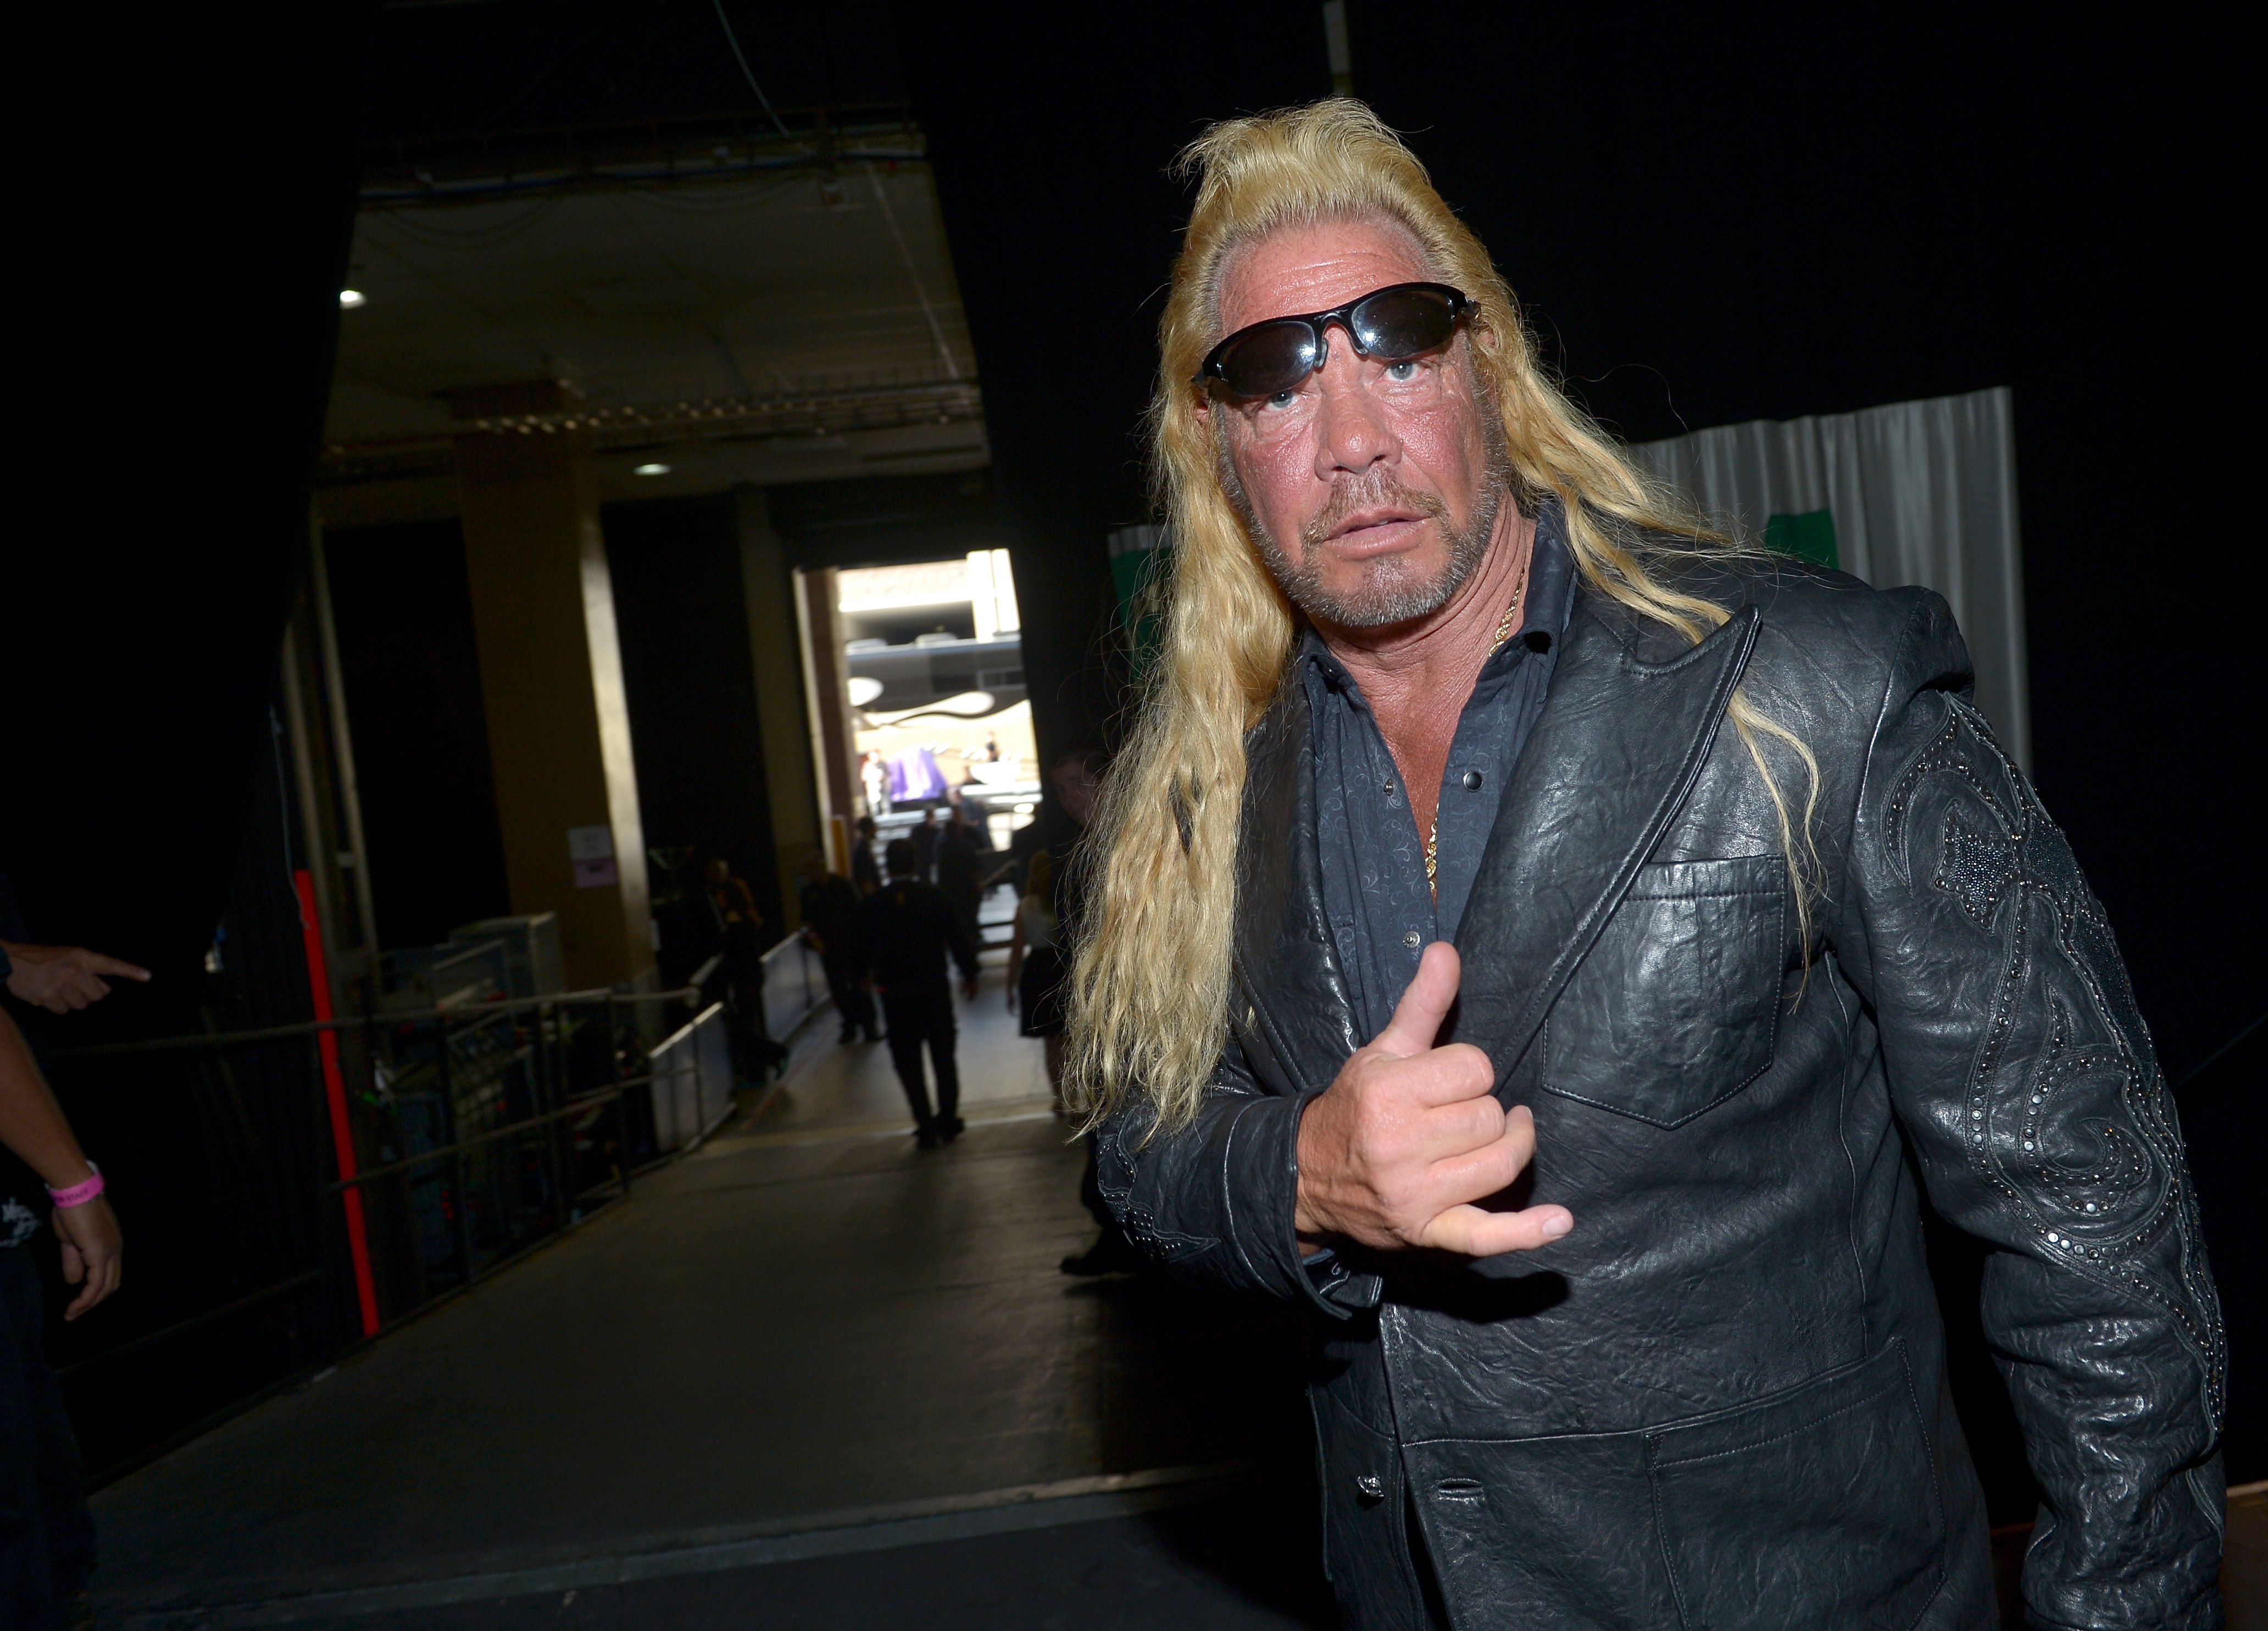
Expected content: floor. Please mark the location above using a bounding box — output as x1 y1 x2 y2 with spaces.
88 912 1323 1629
80 893 2268 1629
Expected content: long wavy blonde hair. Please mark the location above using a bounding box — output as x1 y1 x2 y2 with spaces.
1066 100 1817 1132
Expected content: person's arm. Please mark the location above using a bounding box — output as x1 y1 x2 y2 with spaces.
3 940 151 1014
0 1011 122 1318
1845 595 2222 1630
1094 945 1566 1319
1094 1034 1378 1318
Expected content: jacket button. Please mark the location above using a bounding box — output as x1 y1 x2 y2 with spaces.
1355 1473 1385 1503
1462 770 1483 790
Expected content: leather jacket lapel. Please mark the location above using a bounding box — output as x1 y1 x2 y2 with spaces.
1234 686 1363 1092
1452 587 1760 1081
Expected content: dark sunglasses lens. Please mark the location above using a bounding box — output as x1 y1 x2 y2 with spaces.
1350 287 1459 359
1215 321 1322 396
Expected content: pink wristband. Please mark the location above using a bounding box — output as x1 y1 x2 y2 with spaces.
48 1162 103 1209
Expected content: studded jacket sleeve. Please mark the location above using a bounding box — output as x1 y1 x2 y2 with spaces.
1092 1041 1372 1321
1844 594 2226 1631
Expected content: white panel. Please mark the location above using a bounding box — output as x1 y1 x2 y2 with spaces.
1630 387 2028 770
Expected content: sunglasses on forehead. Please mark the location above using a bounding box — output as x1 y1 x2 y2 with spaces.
1195 281 1475 401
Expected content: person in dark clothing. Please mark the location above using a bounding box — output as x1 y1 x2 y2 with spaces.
933 808 983 952
702 858 785 1080
849 815 881 896
1076 106 2222 1630
1 894 132 1631
908 807 940 883
797 851 877 1045
855 840 979 1149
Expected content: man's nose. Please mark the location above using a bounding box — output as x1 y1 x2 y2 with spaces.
1311 325 1398 479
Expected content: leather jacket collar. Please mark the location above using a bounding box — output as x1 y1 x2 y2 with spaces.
1233 580 1760 1094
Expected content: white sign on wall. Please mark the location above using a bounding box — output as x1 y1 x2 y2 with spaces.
568 824 616 889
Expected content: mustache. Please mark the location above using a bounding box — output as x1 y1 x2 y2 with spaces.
1299 475 1450 552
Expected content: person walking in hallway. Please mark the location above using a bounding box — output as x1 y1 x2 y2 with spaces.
797 851 878 1045
702 857 786 1081
1004 848 1069 1112
935 807 984 954
909 807 940 884
849 814 882 896
857 840 979 1148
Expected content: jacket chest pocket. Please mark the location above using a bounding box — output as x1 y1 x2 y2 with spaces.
1541 855 1786 1128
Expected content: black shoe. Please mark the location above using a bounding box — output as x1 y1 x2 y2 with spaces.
938 1114 966 1142
862 1028 882 1042
915 1125 941 1150
1060 1233 1138 1277
837 1029 859 1045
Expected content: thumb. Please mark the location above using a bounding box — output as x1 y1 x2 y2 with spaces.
1372 942 1461 1058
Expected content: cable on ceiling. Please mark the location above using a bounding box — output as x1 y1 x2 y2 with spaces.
710 0 797 143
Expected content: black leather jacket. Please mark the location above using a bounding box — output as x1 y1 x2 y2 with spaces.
1096 561 2225 1630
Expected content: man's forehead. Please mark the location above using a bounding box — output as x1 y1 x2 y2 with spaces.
1215 219 1433 334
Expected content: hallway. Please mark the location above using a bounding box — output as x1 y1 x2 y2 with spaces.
88 956 1329 1629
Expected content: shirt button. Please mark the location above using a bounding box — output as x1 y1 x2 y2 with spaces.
1403 930 1421 950
1462 770 1483 790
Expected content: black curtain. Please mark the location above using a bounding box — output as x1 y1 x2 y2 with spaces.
6 6 375 1036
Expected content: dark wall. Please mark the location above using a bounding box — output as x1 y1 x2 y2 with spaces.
603 494 783 968
6 5 372 1038
896 8 1334 761
323 520 513 951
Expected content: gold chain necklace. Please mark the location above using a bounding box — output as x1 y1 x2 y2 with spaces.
1423 586 1526 889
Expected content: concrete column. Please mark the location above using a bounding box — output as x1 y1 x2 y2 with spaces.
449 381 653 989
796 565 860 874
735 487 825 928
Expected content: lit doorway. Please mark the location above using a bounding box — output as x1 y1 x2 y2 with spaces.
797 552 1036 872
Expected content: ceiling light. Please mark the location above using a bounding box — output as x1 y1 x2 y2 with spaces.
633 463 670 476
338 289 365 309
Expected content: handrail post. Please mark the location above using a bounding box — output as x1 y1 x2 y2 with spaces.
434 1006 475 1286
608 992 630 1199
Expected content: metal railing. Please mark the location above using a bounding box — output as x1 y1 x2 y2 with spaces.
648 1002 735 1153
43 986 688 1473
45 933 839 1484
759 932 829 1047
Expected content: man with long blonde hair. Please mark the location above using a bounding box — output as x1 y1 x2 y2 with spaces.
1067 102 2223 1629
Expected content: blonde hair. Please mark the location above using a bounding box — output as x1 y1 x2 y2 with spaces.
1066 101 1818 1132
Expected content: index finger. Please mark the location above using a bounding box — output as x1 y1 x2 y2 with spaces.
83 952 152 981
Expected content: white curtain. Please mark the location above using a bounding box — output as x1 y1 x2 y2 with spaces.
1629 387 2029 771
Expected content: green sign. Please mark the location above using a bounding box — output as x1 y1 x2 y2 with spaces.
1764 509 1839 570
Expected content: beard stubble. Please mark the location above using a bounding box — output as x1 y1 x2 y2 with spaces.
1219 423 1513 631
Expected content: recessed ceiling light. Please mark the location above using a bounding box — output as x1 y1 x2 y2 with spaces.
633 463 670 476
338 289 366 309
